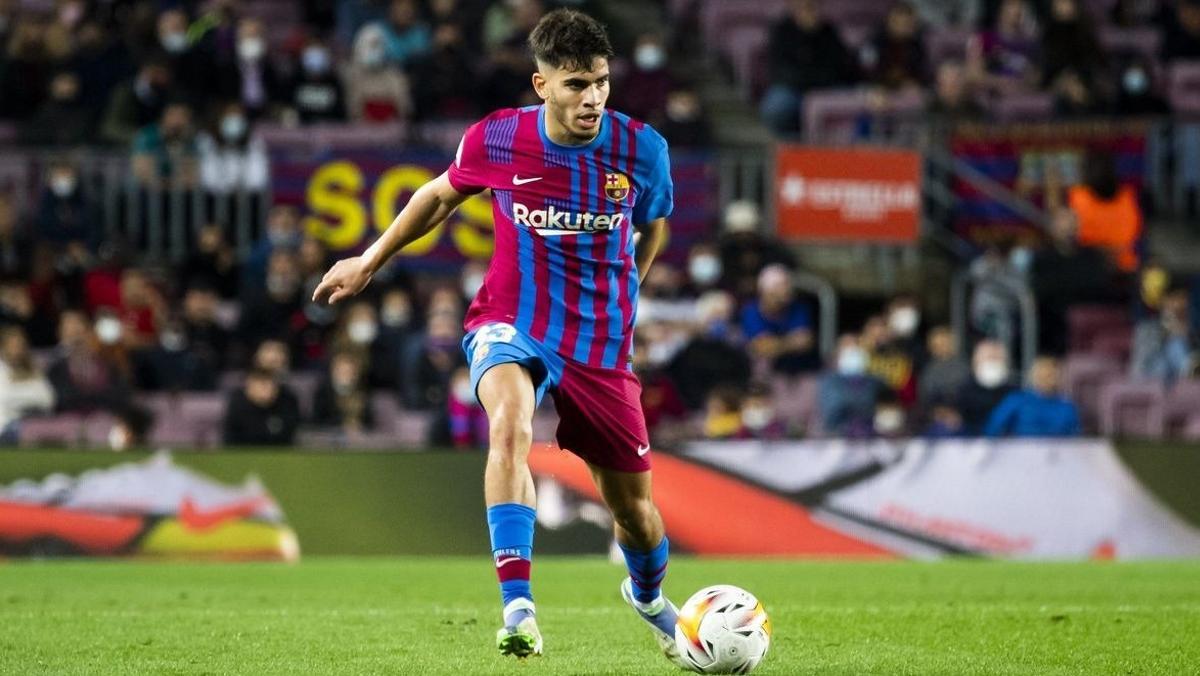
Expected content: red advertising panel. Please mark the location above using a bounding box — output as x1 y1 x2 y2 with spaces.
775 146 922 243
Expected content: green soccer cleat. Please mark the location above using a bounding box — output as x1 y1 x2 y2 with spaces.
621 577 688 669
495 598 543 658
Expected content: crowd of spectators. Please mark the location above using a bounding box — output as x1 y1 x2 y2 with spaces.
760 0 1197 135
0 0 709 149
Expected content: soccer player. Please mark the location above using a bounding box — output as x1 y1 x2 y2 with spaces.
312 8 681 665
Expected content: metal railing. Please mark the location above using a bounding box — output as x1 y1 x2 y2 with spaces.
949 270 1039 377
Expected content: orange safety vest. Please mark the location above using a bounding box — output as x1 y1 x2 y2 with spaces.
1068 185 1141 273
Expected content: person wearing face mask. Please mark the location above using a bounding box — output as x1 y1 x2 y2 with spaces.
372 0 432 68
288 40 347 123
404 310 466 410
659 88 710 148
955 339 1018 435
1131 286 1198 384
818 334 885 438
131 101 200 189
46 309 133 414
868 295 926 406
154 8 214 103
666 290 750 410
735 385 787 440
223 367 301 446
237 250 303 353
312 350 376 433
983 356 1081 437
345 23 415 122
36 160 96 250
684 243 724 295
618 33 676 125
375 287 418 389
197 100 270 196
100 61 173 145
214 17 285 119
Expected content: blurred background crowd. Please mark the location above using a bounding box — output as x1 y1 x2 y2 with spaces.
0 0 1198 452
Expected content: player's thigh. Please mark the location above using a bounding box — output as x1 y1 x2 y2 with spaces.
477 363 537 444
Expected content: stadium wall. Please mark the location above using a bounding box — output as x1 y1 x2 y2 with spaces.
2 442 1198 558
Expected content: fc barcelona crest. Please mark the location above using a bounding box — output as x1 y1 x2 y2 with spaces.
604 172 630 203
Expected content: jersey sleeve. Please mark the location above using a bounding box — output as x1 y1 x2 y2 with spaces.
446 120 489 195
633 129 674 224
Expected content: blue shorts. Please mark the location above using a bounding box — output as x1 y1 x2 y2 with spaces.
462 321 651 472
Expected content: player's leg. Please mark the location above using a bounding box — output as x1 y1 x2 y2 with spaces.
476 363 542 656
588 466 672 610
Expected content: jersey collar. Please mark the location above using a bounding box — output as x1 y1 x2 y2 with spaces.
537 105 608 153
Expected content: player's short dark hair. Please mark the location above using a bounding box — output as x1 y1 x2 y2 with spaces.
528 8 614 72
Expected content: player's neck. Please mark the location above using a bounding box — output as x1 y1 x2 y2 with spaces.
542 106 600 147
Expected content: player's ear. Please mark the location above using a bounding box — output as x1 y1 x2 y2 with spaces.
531 70 549 101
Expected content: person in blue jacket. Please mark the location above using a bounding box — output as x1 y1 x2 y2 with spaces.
984 355 1081 437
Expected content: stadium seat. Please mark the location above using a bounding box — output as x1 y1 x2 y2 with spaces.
370 393 431 446
1088 326 1133 363
721 24 771 99
770 374 821 437
1067 305 1131 353
822 0 890 29
17 414 85 448
1098 27 1163 75
700 0 785 44
990 93 1055 123
1099 379 1166 439
82 412 118 448
177 393 228 447
1182 413 1200 441
284 372 321 419
926 28 972 66
1165 379 1200 435
1062 353 1125 432
802 89 868 142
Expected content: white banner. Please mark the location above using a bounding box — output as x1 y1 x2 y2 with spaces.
683 439 1200 560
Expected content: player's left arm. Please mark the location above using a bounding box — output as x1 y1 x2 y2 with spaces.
634 218 669 283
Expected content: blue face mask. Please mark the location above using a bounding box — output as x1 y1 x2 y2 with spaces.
1123 68 1148 95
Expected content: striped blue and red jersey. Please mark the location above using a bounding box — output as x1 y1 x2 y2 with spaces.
447 105 673 370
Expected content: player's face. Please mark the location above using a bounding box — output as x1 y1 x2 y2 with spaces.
533 57 610 144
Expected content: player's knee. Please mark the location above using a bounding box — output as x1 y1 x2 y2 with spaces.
487 405 533 463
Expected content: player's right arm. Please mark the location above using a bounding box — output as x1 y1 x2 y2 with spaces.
312 172 469 305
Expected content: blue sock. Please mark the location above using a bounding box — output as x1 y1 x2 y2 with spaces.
487 503 535 625
620 536 670 604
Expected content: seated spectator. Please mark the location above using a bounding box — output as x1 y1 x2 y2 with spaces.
984 356 1081 437
873 392 909 439
237 249 302 354
47 309 133 413
760 0 859 135
926 60 985 129
620 32 675 125
374 0 432 69
967 0 1040 92
1031 207 1116 354
345 23 415 123
918 325 971 413
403 310 464 410
37 160 97 249
659 88 711 148
197 101 270 195
117 268 167 350
0 282 34 334
0 194 31 282
868 296 925 405
312 350 375 433
330 300 394 388
99 60 172 146
23 70 91 146
1163 0 1200 62
154 8 215 104
376 286 419 388
0 20 51 121
222 367 300 446
288 39 347 123
215 17 286 119
1040 0 1107 91
861 2 928 91
441 365 488 449
969 240 1026 350
411 0 478 119
245 204 303 291
104 405 156 451
639 263 695 328
741 264 816 374
131 101 199 190
166 284 231 390
819 335 884 438
702 386 745 440
736 384 788 440
683 242 725 296
0 326 55 443
717 201 795 301
1131 286 1197 383
252 338 293 380
182 223 241 299
956 339 1018 434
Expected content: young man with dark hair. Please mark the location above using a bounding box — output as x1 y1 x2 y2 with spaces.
313 8 681 665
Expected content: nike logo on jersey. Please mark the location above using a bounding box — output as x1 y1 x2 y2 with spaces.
637 444 651 457
512 175 543 185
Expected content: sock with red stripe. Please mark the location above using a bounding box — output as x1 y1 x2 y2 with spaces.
487 503 536 627
620 536 669 603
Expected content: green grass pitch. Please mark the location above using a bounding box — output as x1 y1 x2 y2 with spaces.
3 557 1199 675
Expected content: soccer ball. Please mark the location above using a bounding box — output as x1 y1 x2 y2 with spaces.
674 585 771 674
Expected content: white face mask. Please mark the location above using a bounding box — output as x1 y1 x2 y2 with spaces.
381 306 411 328
689 255 721 285
302 46 331 74
95 317 122 345
837 347 867 376
161 31 188 54
975 361 1009 388
220 114 247 141
741 406 772 431
635 44 666 71
452 380 476 405
461 272 484 300
108 425 131 451
874 408 905 434
888 307 919 337
50 175 77 197
237 37 266 62
348 320 378 345
160 330 186 352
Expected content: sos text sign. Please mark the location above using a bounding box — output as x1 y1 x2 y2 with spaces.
774 146 921 243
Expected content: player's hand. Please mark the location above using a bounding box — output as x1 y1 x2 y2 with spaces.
312 256 373 305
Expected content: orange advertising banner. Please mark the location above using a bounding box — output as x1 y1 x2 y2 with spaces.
774 146 922 242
